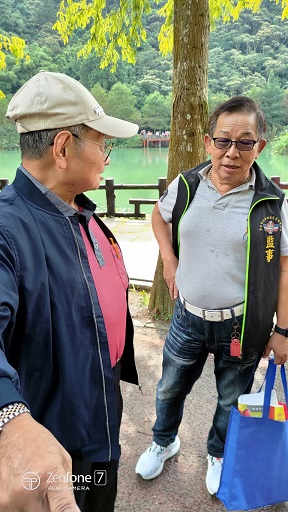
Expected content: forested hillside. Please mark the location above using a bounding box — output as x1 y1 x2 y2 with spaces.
1 0 288 149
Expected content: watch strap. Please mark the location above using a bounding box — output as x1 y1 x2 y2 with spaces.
0 402 30 431
274 324 288 337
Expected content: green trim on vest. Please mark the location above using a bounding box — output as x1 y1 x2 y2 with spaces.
177 174 191 256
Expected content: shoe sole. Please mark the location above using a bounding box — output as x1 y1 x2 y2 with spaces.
136 436 180 480
206 481 217 495
206 468 222 495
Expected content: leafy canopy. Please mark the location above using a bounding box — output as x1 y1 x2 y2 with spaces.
54 0 288 70
54 0 161 71
0 34 28 98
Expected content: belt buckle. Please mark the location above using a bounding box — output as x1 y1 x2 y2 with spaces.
204 310 223 322
237 304 243 316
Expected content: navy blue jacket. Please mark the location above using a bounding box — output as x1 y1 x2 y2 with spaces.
0 169 138 461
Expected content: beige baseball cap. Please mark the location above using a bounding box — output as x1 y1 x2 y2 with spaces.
6 71 139 138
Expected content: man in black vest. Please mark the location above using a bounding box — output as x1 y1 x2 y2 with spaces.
136 96 288 495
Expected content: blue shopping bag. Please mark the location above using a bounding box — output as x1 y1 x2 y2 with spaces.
217 359 288 510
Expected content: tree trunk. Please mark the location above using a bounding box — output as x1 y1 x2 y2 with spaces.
149 0 210 315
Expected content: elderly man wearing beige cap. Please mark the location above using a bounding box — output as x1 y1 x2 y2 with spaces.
0 71 139 512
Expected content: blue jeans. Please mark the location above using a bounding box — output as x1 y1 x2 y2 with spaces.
153 297 259 457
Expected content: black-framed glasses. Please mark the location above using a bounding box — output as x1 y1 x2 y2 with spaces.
212 137 259 151
72 134 113 161
49 133 113 161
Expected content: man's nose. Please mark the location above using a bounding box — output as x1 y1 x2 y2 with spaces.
225 141 240 156
104 156 111 166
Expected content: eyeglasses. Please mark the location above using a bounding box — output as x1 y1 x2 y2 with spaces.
72 134 113 161
212 137 259 151
49 133 113 162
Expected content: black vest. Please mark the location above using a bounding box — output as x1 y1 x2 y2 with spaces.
171 161 285 357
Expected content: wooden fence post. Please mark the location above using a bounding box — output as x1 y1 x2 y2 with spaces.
158 178 167 197
0 179 9 191
105 178 116 217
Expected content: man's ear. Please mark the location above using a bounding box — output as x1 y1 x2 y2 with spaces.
52 131 73 169
204 134 212 155
255 138 266 159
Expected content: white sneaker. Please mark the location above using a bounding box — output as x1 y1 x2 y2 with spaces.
206 454 223 495
135 436 180 480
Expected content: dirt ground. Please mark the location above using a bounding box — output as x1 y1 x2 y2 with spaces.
114 290 288 512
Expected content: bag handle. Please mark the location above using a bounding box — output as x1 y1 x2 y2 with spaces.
263 358 288 419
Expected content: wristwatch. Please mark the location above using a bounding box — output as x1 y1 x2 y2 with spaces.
274 325 288 337
0 402 30 431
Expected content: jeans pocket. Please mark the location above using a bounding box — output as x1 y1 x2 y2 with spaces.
175 297 185 322
240 352 258 369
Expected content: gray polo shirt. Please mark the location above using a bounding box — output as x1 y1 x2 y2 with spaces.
159 164 288 309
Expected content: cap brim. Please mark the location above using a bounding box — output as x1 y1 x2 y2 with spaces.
85 115 139 139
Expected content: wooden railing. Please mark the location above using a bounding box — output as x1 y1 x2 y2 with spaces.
0 177 167 218
270 176 288 191
97 177 167 218
1 175 287 217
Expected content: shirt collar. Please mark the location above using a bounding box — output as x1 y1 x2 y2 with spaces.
19 165 96 220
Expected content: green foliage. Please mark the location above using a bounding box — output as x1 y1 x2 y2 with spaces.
0 32 28 97
157 0 173 55
2 0 288 144
0 0 173 133
0 97 19 148
209 0 262 25
0 34 25 68
141 91 171 130
139 289 150 307
110 134 142 148
270 131 288 155
258 72 287 138
208 0 288 138
0 122 19 149
53 0 288 68
208 92 229 114
209 2 288 93
90 83 109 111
106 82 141 124
54 0 158 71
123 134 142 147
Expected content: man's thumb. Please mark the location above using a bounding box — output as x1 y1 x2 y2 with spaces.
263 346 270 358
47 487 80 511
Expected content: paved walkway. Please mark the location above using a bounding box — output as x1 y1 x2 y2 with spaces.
104 217 158 287
117 319 287 512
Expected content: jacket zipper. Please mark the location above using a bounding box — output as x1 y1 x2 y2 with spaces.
240 196 280 356
66 217 112 460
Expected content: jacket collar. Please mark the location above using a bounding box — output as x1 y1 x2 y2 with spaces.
12 168 97 216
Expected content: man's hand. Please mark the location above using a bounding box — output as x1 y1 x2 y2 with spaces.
0 413 80 511
263 331 288 365
163 255 179 300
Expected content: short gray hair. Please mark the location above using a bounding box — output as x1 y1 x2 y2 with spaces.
20 124 91 159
